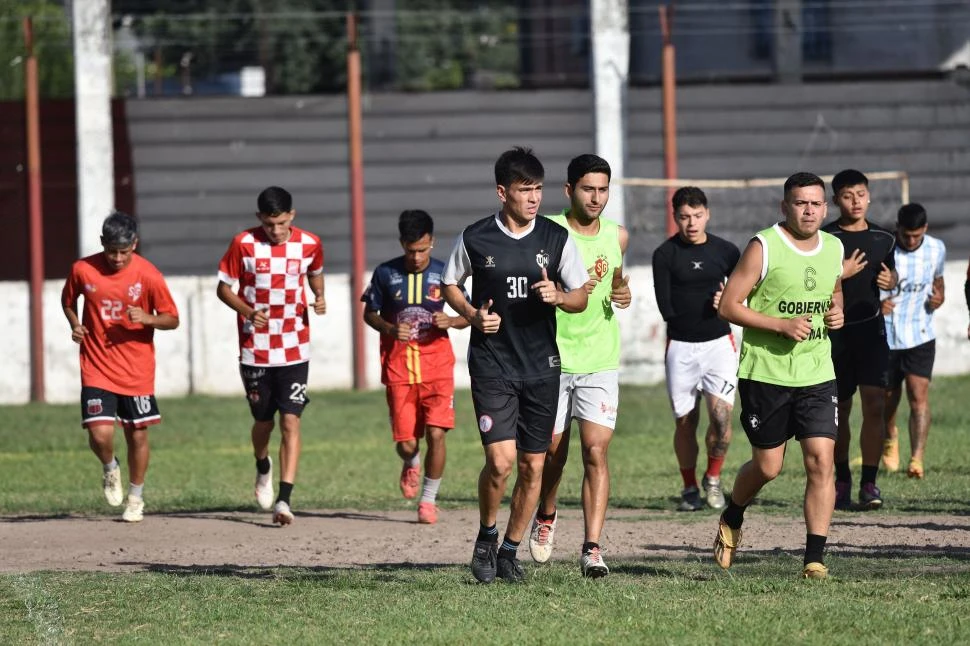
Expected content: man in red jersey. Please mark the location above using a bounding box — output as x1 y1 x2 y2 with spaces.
217 186 326 526
62 211 180 523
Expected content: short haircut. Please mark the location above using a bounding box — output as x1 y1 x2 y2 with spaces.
494 146 544 188
567 154 611 187
897 202 927 230
101 211 138 248
398 209 434 243
831 169 868 196
784 172 826 198
671 186 708 211
257 186 293 215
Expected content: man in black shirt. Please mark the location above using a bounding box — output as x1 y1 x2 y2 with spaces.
443 147 588 584
652 187 741 512
821 169 898 510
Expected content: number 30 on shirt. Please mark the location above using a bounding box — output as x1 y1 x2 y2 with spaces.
507 276 528 299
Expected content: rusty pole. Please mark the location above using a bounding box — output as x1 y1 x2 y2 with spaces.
659 5 679 237
346 12 367 390
24 17 46 403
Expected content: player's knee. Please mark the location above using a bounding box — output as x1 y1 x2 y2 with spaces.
582 442 609 468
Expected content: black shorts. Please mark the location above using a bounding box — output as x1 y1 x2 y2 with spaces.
829 317 889 400
80 386 161 430
239 362 310 422
470 375 559 454
887 340 936 387
738 379 838 449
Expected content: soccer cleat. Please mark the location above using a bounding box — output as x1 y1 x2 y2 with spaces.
834 480 853 510
496 555 526 583
677 486 704 512
417 502 438 525
802 562 829 580
471 539 498 583
858 482 883 510
102 463 124 507
272 500 294 526
714 518 742 569
907 459 924 480
399 465 420 500
254 457 274 511
702 475 726 510
881 436 900 472
528 511 557 563
580 547 610 578
121 494 144 523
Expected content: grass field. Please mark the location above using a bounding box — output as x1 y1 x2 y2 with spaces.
2 378 970 644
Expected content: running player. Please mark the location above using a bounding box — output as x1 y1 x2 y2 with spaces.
61 211 180 523
652 187 741 512
880 203 945 479
217 186 326 526
714 172 844 579
821 169 897 510
362 209 468 524
443 146 589 584
527 154 630 577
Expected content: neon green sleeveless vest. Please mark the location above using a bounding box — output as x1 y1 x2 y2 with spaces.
738 224 843 386
547 211 622 374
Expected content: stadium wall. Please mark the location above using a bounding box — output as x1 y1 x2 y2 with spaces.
3 262 969 405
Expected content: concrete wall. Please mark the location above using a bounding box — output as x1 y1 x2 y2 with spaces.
4 261 970 405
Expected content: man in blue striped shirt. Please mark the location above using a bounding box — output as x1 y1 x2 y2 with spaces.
880 203 946 480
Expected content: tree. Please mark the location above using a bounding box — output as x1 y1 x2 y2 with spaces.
0 0 74 100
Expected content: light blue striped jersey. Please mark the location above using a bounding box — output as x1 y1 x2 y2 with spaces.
882 233 946 350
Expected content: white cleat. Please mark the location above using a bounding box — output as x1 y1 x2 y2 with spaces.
528 511 557 563
103 463 124 507
254 457 274 511
273 500 294 526
121 494 144 523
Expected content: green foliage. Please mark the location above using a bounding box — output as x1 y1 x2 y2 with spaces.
0 0 74 100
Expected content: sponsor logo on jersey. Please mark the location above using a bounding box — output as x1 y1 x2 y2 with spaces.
548 355 561 368
691 261 704 270
478 414 493 433
535 250 550 269
427 284 442 302
256 260 271 273
128 282 143 301
393 289 402 301
776 299 831 315
286 259 301 275
485 256 496 268
86 398 103 416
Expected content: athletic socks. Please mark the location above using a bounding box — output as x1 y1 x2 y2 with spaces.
680 468 698 489
705 456 725 479
477 523 499 543
406 453 420 469
582 541 600 554
536 508 556 522
835 460 852 483
861 465 879 486
277 481 294 505
498 537 520 561
255 456 271 475
128 482 144 498
103 457 118 472
420 477 441 504
804 533 827 566
721 497 747 530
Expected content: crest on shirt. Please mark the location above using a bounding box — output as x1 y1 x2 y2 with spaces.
484 256 496 268
427 284 442 302
286 259 301 275
592 255 609 279
128 282 142 301
86 398 103 416
84 283 96 293
535 250 550 269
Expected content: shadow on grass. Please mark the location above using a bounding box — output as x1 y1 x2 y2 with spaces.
125 561 463 580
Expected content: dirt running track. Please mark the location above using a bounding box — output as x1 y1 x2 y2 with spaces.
2 509 968 574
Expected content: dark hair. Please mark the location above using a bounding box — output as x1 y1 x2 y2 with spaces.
567 154 611 187
257 186 293 215
897 202 927 230
784 172 826 198
671 186 708 211
494 146 544 188
831 169 868 196
398 209 434 243
101 210 138 248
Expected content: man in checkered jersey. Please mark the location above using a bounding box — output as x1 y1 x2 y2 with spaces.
217 186 327 526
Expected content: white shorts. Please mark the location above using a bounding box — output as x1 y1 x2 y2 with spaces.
665 335 738 419
553 370 619 435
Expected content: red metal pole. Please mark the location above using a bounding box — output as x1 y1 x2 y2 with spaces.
346 13 367 390
659 5 679 238
24 17 46 403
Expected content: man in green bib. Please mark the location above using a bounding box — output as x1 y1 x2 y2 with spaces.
527 154 630 577
714 172 845 579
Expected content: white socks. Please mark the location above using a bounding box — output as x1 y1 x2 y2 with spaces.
128 482 144 499
406 453 420 468
420 477 441 504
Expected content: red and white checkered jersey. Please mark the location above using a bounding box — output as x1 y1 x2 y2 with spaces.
218 225 324 366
